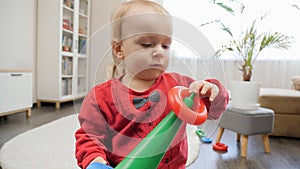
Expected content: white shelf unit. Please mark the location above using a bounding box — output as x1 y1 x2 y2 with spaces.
0 71 32 117
37 0 90 109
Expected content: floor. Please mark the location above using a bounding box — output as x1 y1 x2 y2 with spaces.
1 101 300 169
0 101 78 148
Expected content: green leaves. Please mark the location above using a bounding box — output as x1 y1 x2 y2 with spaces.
260 32 292 51
221 23 233 37
292 4 300 11
214 0 245 15
216 2 235 15
218 18 292 61
215 17 293 81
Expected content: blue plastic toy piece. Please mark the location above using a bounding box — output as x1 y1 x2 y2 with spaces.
200 137 212 143
87 162 114 169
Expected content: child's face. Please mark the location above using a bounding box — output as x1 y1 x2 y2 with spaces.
119 12 173 81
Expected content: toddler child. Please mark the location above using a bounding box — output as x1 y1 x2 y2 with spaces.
75 0 229 169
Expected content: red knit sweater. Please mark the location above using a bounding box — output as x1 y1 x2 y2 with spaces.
75 72 228 169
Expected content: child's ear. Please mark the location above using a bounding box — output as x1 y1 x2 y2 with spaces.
112 40 124 59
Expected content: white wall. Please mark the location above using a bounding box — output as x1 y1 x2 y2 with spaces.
89 0 125 88
0 0 36 69
0 0 125 102
0 0 37 101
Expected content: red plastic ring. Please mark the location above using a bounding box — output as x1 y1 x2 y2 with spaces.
168 86 207 125
213 142 228 151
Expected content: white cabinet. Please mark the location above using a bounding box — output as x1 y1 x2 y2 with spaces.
0 71 32 117
37 0 90 109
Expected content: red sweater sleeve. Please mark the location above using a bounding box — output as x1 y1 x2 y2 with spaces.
75 88 110 169
203 79 229 120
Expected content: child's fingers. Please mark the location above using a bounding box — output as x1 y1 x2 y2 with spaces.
189 80 219 101
189 80 205 94
199 83 212 95
208 84 219 101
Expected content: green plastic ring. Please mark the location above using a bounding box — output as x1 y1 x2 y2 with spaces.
196 129 206 138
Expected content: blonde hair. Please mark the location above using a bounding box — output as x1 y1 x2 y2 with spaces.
111 0 169 41
110 0 170 78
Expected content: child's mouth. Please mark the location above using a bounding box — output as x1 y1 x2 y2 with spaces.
149 64 164 68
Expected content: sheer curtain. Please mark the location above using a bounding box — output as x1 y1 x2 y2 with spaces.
252 58 300 88
167 56 300 89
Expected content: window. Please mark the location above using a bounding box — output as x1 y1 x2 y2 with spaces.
163 0 300 58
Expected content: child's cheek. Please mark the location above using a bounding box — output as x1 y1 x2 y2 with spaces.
124 51 150 71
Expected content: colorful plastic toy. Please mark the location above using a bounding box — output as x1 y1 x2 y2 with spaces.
213 142 228 151
196 129 212 143
115 86 207 169
196 129 207 138
201 137 212 144
168 87 207 125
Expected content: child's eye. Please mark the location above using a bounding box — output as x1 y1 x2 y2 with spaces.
141 43 153 47
162 45 170 49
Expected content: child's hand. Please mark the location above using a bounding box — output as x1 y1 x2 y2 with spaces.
87 157 113 169
87 162 114 169
189 80 219 102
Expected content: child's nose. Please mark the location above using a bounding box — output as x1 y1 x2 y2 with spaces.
152 46 164 58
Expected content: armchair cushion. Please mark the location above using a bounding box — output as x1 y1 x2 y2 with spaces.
291 76 300 90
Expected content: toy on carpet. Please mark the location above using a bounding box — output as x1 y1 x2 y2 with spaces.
114 86 208 169
201 137 213 143
195 129 213 143
213 142 228 152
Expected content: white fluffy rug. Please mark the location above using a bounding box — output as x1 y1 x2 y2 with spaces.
0 114 199 169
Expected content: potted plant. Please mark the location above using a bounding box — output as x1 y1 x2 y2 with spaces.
215 19 293 81
215 18 293 109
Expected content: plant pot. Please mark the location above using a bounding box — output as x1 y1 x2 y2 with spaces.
229 80 261 110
